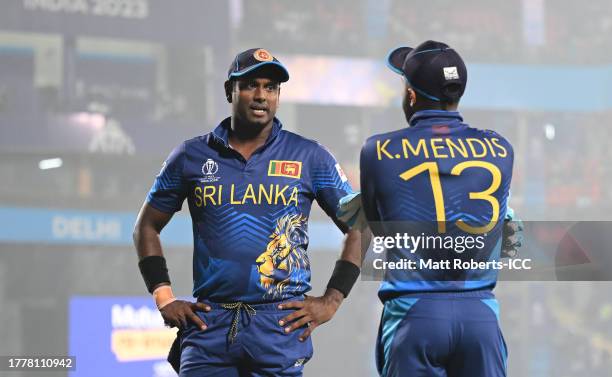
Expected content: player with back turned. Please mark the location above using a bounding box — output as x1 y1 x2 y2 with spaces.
133 48 362 376
359 41 515 377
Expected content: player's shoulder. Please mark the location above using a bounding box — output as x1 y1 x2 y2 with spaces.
279 129 334 156
278 129 320 148
159 132 215 166
465 125 514 155
474 127 508 139
474 126 511 142
362 128 407 155
181 131 216 154
183 135 202 148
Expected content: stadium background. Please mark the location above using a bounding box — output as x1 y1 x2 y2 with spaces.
1 0 611 376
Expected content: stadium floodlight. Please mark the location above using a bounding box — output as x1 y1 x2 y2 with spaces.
544 123 556 140
38 158 63 170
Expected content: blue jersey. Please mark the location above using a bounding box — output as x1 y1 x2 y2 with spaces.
147 117 352 303
360 110 514 300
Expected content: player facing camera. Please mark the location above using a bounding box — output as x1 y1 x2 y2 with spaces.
223 48 289 135
134 47 361 376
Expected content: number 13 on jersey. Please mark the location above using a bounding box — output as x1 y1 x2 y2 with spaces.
399 161 501 234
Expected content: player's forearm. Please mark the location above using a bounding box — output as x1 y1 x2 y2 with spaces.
133 203 173 260
133 226 173 293
133 224 165 260
343 227 373 268
324 229 363 300
133 204 175 296
339 229 364 267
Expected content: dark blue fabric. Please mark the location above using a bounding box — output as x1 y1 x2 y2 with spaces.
179 299 313 377
376 290 507 377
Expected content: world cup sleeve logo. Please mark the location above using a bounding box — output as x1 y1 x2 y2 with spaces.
255 214 309 298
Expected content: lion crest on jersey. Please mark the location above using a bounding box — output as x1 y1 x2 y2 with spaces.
256 214 309 298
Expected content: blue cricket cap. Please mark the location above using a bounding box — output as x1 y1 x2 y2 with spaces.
387 40 467 102
228 48 289 82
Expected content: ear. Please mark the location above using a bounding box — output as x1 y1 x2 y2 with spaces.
224 80 233 103
407 88 416 107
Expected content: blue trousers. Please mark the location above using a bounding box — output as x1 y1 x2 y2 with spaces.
179 300 313 377
376 290 507 377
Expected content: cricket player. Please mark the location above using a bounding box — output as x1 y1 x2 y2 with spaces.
360 40 514 377
133 48 362 376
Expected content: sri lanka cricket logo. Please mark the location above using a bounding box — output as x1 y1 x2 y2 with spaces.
256 214 309 298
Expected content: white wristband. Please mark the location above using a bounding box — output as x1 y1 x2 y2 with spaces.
153 285 176 309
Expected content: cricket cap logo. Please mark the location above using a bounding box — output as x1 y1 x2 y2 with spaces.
253 48 273 62
256 214 309 298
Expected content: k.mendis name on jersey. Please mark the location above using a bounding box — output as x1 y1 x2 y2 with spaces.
375 137 508 160
194 184 299 207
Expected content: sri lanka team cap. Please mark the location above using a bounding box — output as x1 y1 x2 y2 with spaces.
386 40 467 102
227 48 289 82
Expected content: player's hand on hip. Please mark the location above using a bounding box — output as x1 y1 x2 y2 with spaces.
277 290 343 342
160 300 211 331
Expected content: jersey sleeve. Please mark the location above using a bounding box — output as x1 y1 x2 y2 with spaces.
311 144 354 233
360 138 382 224
146 142 189 213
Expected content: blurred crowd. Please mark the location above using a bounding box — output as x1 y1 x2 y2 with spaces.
0 1 611 219
237 0 612 64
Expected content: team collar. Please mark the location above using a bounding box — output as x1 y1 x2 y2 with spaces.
409 110 463 127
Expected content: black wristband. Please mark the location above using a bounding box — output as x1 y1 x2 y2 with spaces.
326 260 360 298
138 256 171 293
